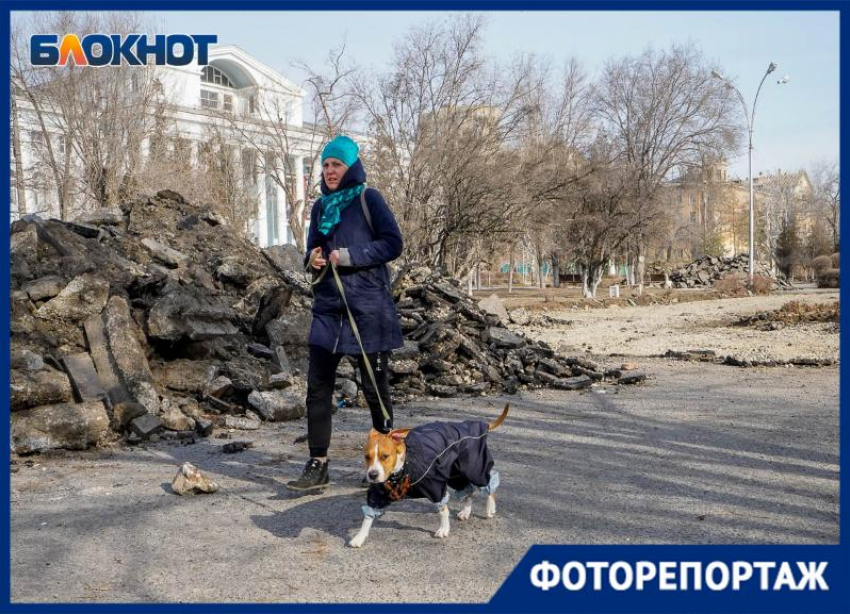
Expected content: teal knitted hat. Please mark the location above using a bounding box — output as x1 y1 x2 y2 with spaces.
321 135 359 167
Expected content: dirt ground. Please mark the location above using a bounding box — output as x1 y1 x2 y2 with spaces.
10 284 841 603
504 286 840 364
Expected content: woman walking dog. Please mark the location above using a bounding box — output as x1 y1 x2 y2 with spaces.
287 135 404 491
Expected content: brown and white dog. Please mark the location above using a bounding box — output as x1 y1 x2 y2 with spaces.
348 404 508 548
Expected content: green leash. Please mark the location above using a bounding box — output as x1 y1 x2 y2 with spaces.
306 252 391 423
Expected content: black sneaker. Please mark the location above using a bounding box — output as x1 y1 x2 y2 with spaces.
286 458 329 491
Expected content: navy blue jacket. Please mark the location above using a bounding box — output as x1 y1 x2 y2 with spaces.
367 420 495 508
305 159 404 355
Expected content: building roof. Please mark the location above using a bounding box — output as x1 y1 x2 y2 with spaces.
209 45 305 97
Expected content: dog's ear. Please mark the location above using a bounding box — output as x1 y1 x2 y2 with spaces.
389 428 410 443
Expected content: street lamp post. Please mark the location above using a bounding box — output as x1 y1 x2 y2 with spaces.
712 63 787 284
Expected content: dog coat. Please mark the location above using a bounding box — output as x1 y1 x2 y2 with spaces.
365 420 495 515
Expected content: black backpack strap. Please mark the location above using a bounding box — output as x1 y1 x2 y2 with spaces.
360 186 374 235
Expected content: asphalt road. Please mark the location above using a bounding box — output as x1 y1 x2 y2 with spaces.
11 358 839 603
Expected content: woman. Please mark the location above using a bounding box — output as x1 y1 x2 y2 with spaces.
287 135 404 491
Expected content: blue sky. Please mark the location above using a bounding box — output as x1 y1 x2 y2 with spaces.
154 10 838 179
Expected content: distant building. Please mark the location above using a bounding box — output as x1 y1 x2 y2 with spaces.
657 159 750 262
656 162 814 265
11 44 327 248
753 168 814 233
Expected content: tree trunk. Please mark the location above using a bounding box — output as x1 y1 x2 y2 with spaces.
581 266 590 298
587 264 604 298
538 253 545 289
552 251 560 288
508 247 515 294
581 263 604 299
11 95 27 216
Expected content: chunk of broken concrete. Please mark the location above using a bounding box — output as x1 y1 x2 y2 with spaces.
141 238 188 268
224 415 261 430
247 389 306 422
266 371 294 390
35 275 109 321
485 327 524 349
478 294 509 323
206 376 233 398
262 244 303 273
160 406 196 432
79 208 124 226
22 276 65 302
194 417 214 437
61 353 106 402
552 375 593 390
508 308 530 326
12 401 110 454
10 348 45 372
129 414 164 439
618 373 647 385
152 359 216 394
11 368 73 411
103 296 161 415
222 441 253 454
113 401 148 430
171 462 219 495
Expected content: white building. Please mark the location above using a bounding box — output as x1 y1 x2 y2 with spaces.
11 44 328 248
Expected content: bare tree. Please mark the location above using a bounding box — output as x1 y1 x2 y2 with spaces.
808 160 840 252
12 12 160 218
512 57 594 289
354 15 536 278
556 137 632 298
593 44 742 279
756 171 811 271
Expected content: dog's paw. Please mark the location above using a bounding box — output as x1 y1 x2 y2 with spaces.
486 496 496 518
348 534 366 548
457 507 472 521
433 526 450 539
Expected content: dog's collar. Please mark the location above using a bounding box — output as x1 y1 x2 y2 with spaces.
384 462 410 501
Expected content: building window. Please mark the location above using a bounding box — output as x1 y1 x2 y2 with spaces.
249 95 257 114
690 211 697 223
200 89 219 109
223 94 233 113
201 65 234 88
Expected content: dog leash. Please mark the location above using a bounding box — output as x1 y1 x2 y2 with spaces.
305 251 391 424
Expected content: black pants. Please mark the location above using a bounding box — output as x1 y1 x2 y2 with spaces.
306 344 394 458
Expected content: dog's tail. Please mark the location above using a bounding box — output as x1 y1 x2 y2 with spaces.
488 403 509 431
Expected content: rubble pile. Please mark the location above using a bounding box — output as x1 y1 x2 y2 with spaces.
670 254 791 289
10 190 311 454
735 301 840 331
10 191 625 455
385 267 620 400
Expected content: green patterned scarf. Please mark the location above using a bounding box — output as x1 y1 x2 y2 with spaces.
318 183 365 235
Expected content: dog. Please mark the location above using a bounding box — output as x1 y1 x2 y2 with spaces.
348 404 508 548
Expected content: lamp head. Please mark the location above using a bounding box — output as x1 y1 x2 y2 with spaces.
767 62 778 74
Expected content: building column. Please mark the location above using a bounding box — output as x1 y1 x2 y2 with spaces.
257 166 269 248
276 178 287 247
294 155 306 246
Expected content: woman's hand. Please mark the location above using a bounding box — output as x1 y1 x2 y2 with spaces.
311 247 327 270
328 250 341 266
